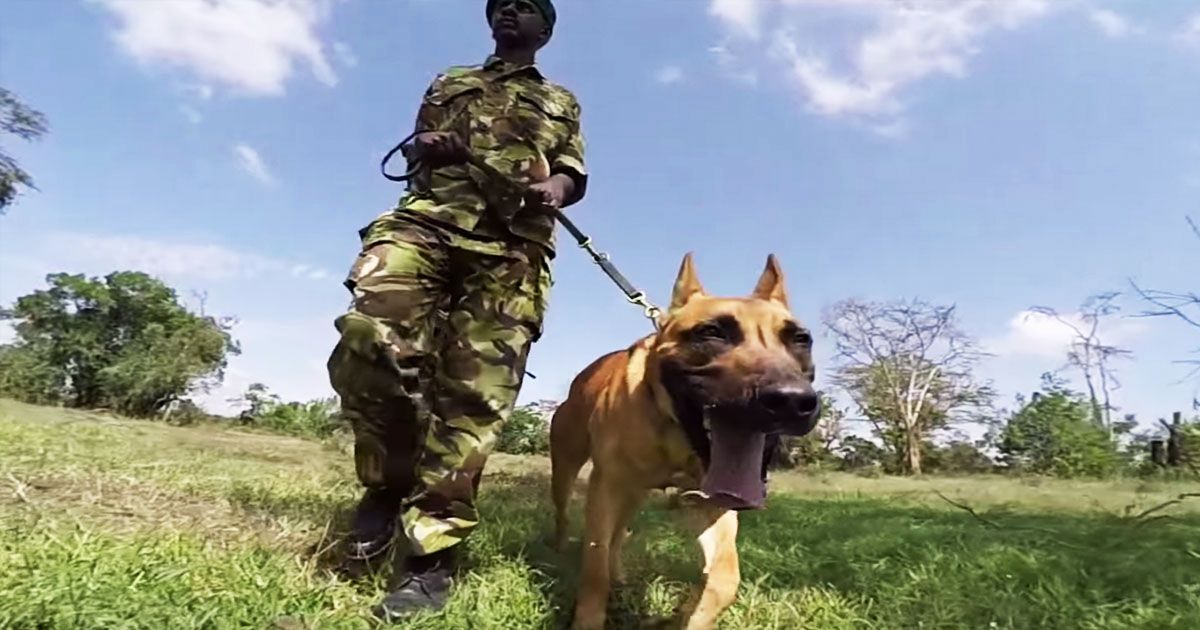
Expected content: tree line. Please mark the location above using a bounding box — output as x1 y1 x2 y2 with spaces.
1 254 1196 479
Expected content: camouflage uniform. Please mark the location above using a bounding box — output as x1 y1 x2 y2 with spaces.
328 55 587 556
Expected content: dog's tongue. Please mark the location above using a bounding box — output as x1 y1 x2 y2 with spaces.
699 416 767 511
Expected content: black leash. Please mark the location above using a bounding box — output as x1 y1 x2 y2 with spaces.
380 136 663 331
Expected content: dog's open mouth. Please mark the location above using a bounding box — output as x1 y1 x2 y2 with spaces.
687 401 820 511
685 407 770 511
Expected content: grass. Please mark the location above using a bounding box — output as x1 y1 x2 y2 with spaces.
2 398 1200 629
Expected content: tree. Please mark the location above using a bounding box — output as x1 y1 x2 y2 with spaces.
231 382 280 424
0 271 238 416
0 87 49 212
1028 292 1131 435
824 298 995 475
998 374 1120 478
1131 216 1200 402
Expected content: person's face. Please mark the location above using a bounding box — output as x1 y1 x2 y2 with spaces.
491 0 548 48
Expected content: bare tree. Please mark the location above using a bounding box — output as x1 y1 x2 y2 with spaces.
1131 217 1200 392
1028 292 1132 435
1 87 49 213
1134 216 1199 328
824 298 995 475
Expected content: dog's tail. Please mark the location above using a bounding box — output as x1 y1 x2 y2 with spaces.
549 395 591 552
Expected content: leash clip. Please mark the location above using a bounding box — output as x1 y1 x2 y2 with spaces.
628 291 663 330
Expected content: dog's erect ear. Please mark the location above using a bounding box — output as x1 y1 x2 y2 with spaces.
750 254 789 308
670 252 705 311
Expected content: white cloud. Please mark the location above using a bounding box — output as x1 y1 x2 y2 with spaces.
180 105 203 124
985 309 1146 360
1087 9 1135 39
710 0 764 39
52 232 331 283
709 43 759 86
708 0 1060 128
233 143 274 185
654 65 685 85
180 83 214 101
96 0 338 97
1176 12 1200 48
332 41 358 68
290 264 331 281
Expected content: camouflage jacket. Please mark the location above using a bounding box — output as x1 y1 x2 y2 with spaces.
396 55 588 254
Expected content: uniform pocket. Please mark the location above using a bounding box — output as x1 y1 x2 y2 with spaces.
526 255 553 343
423 81 483 133
509 96 572 159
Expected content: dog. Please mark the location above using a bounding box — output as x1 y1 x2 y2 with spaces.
549 253 820 630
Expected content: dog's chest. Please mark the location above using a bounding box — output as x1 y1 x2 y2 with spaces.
651 417 704 490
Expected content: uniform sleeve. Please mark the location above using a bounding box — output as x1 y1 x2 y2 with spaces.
413 74 450 133
551 97 588 205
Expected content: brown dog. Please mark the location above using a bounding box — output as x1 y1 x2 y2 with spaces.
550 253 820 630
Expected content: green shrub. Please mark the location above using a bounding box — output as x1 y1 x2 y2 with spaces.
495 405 550 455
255 398 341 439
923 440 995 475
160 399 219 426
228 384 341 439
999 383 1120 478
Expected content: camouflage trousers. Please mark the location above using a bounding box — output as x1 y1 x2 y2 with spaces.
327 211 550 556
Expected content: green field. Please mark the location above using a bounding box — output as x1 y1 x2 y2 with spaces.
2 398 1199 629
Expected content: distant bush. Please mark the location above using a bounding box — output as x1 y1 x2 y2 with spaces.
255 398 341 439
923 440 995 475
999 384 1120 478
160 399 221 427
837 436 888 473
230 383 341 439
496 405 550 456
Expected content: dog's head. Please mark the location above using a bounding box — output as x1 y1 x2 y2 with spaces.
649 253 819 510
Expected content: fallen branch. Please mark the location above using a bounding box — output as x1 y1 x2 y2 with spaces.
1127 492 1200 523
934 491 1087 550
934 491 1003 529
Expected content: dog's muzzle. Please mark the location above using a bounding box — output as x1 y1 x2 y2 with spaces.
695 387 820 512
753 384 821 436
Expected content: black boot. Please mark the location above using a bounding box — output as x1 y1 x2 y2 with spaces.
343 487 403 563
373 547 458 622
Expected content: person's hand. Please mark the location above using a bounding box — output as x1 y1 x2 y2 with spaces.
411 131 468 167
524 176 570 214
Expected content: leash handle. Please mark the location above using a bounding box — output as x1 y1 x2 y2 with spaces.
380 131 423 182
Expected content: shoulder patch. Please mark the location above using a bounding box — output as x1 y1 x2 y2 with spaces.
442 64 482 78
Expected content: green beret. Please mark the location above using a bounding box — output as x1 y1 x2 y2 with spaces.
486 0 556 30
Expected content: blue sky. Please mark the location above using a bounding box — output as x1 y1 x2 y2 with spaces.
1 0 1198 434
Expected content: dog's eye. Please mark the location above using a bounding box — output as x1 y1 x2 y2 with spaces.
786 328 813 346
691 323 727 342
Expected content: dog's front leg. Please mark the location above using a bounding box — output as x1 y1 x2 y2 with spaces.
679 505 740 630
572 470 623 630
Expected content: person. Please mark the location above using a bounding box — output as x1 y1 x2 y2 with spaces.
325 0 586 621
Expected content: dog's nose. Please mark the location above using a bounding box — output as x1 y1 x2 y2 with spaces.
759 386 820 416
